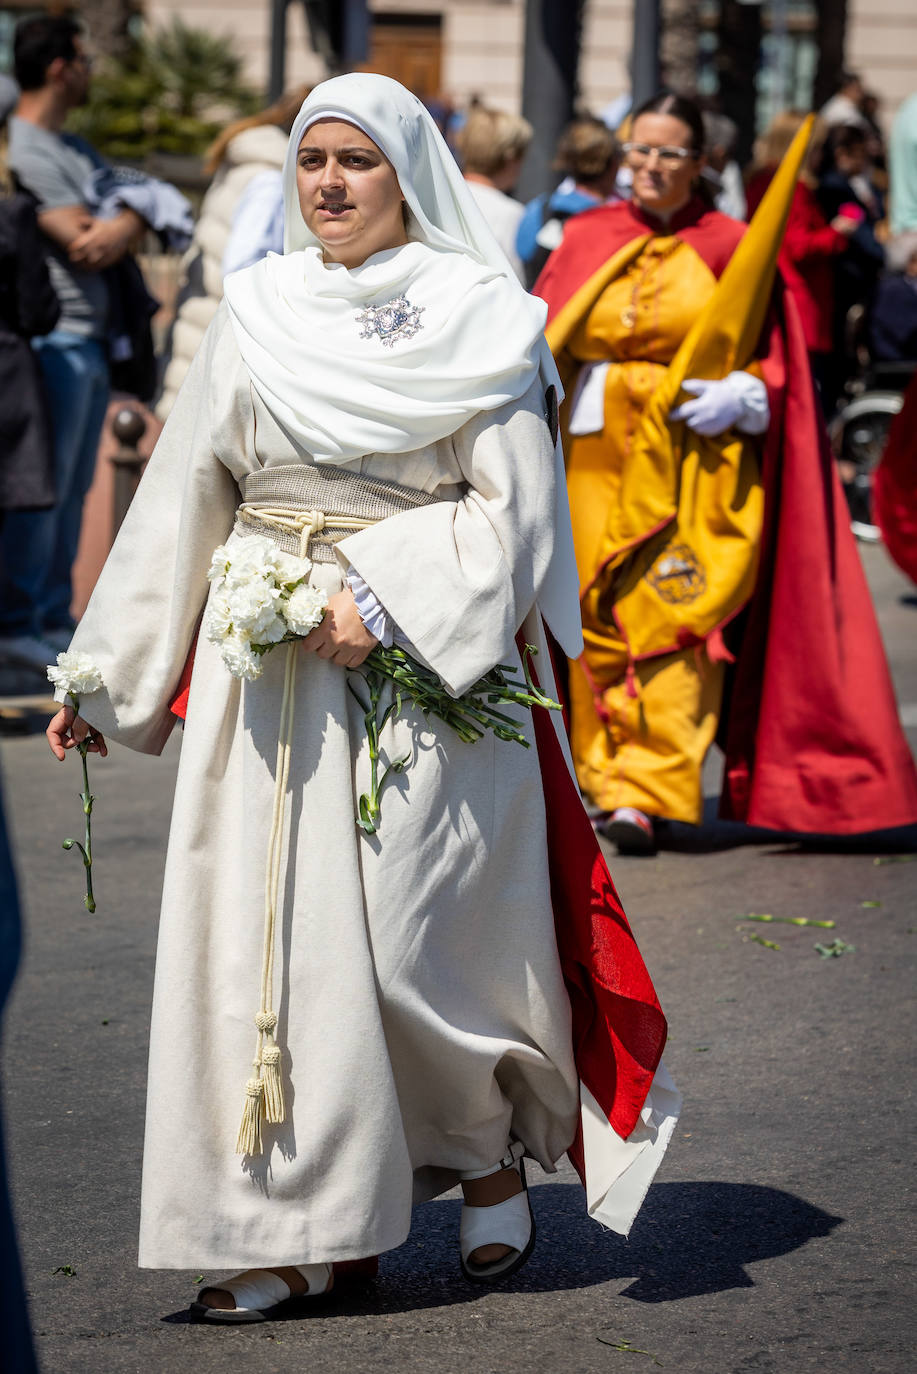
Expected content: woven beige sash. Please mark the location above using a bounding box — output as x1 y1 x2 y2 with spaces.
234 462 441 563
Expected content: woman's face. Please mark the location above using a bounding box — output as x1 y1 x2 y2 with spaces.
626 113 703 219
296 118 408 268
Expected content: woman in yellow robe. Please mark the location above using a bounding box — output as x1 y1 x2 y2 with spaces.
536 94 773 853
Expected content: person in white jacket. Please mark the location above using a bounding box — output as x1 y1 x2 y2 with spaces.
155 86 309 420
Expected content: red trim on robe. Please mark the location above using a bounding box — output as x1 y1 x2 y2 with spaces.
532 701 667 1166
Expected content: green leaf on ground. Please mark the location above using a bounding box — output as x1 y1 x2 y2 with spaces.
873 855 915 865
52 1265 77 1277
192 1274 204 1285
861 901 881 909
596 1334 662 1364
815 939 856 958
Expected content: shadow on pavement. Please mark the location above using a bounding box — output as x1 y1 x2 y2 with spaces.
648 799 917 858
160 1180 843 1324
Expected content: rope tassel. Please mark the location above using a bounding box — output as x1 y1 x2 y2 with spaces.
236 644 298 1156
236 1074 264 1156
260 1045 285 1123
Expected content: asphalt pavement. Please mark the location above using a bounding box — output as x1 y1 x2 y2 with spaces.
1 543 915 1374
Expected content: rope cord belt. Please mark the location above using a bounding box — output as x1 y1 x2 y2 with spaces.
233 464 442 1156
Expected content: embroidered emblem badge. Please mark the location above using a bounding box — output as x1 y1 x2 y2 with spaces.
356 295 425 347
646 542 707 605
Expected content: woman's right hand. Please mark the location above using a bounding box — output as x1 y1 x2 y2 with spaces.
46 704 108 762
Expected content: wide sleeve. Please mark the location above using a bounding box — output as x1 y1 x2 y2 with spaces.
335 376 571 697
62 305 242 753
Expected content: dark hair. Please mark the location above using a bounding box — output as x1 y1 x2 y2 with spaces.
828 123 867 156
14 15 82 92
631 91 705 156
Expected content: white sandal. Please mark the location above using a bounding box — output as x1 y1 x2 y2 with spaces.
190 1263 334 1323
459 1140 535 1284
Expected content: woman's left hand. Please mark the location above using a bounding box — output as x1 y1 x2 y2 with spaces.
300 588 378 668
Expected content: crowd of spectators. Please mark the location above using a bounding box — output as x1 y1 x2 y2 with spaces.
0 21 915 680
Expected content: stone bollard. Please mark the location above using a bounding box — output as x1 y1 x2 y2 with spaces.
110 407 148 535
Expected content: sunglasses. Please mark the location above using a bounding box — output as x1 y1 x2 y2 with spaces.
620 142 697 168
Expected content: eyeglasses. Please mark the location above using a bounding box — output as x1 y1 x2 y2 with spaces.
620 142 697 168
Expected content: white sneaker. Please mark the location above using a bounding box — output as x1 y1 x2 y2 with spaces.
0 634 58 674
850 520 881 544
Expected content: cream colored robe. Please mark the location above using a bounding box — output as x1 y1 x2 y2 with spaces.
67 303 678 1269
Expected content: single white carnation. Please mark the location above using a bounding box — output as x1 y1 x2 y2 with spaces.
47 651 103 697
205 590 235 644
207 544 233 584
283 583 328 637
226 580 283 638
220 633 263 681
272 548 312 587
257 613 288 645
222 536 279 589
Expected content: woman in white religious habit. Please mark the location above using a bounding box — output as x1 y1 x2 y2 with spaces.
46 74 678 1323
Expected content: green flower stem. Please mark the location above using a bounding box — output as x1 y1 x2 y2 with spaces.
740 913 836 929
348 668 409 834
346 643 561 833
77 740 96 913
62 692 96 913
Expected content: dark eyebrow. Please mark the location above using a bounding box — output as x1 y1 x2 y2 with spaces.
298 145 380 157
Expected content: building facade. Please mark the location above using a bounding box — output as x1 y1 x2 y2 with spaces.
133 0 916 128
0 1 913 129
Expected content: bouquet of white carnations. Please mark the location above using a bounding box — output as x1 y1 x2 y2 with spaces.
206 538 561 833
47 651 104 912
205 535 328 679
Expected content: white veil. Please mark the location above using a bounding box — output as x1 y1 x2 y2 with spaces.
281 73 519 274
223 72 563 466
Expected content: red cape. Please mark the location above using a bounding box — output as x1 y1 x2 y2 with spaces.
536 200 917 835
874 372 917 586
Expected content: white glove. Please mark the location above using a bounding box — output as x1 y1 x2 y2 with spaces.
345 568 394 647
669 372 770 437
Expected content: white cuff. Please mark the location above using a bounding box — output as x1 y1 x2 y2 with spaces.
345 568 394 647
568 362 609 436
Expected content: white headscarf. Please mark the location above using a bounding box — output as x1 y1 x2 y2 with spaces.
222 72 560 463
